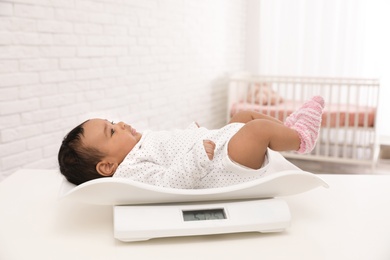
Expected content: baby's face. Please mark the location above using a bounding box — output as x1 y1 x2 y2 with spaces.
82 119 142 164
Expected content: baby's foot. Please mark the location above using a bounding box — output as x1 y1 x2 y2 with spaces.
285 96 325 153
285 96 324 127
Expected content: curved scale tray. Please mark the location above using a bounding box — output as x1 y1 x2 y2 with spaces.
59 150 328 205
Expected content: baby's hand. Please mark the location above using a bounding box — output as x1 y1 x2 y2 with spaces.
203 140 216 160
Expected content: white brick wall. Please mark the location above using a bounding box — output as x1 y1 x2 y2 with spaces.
0 0 247 180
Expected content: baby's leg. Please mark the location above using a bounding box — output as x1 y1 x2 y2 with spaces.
228 119 300 170
227 96 325 169
229 110 283 125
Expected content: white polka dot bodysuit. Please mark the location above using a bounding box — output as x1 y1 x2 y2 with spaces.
113 122 269 189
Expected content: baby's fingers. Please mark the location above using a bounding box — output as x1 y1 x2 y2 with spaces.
203 140 216 160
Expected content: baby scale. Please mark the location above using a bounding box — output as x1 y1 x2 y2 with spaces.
59 150 328 242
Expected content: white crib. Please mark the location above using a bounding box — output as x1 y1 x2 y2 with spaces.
227 73 380 168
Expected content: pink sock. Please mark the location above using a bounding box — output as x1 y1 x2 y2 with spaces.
285 96 325 154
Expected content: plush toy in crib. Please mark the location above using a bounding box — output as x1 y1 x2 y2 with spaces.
246 82 284 105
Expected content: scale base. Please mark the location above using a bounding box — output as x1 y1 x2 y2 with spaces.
114 198 291 242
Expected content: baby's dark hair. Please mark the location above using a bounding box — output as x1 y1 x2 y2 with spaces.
58 120 107 185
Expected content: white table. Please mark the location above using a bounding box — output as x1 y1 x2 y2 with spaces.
1 169 390 260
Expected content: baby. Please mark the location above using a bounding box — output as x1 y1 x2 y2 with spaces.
58 96 325 189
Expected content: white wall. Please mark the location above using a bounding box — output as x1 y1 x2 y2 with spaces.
0 0 247 181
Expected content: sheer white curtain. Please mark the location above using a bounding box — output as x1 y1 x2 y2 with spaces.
250 0 390 141
256 0 388 77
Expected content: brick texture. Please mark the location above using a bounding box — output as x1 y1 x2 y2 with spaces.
0 0 247 180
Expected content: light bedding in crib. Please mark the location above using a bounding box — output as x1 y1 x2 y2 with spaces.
231 100 376 128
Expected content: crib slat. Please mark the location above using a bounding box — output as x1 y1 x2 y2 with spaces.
324 84 332 157
343 84 351 159
352 86 360 159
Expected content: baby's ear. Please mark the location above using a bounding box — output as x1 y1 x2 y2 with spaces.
96 160 117 177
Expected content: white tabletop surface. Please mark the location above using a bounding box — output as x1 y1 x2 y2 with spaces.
1 169 390 260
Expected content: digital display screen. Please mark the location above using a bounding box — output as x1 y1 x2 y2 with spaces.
182 208 226 221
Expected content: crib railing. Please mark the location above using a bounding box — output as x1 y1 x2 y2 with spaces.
228 74 380 167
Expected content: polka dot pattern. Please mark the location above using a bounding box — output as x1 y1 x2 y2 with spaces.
114 122 267 189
